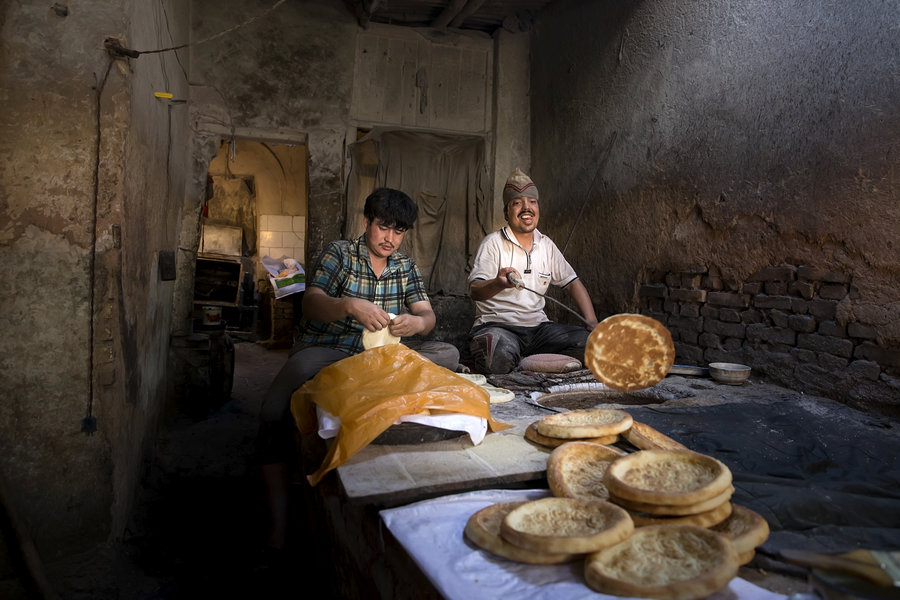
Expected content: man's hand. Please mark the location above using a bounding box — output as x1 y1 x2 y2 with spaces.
496 266 520 288
302 287 393 330
388 313 425 337
470 266 520 301
345 298 392 331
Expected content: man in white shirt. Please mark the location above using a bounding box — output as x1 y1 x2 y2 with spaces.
467 168 599 374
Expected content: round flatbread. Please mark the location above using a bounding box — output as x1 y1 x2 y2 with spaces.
535 408 634 440
524 421 622 449
610 486 734 516
622 421 689 452
457 372 488 386
547 441 624 500
627 501 733 528
708 504 770 555
501 497 634 554
464 502 577 564
361 313 399 349
483 385 515 404
604 450 733 507
585 314 675 391
584 524 740 600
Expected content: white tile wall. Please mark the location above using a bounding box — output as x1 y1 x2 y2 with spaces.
260 213 305 265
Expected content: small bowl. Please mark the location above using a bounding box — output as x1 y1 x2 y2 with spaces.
708 362 751 385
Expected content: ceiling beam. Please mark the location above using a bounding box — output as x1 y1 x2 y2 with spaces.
432 0 468 28
449 0 488 28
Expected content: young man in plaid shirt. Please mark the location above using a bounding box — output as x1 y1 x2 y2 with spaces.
256 187 459 564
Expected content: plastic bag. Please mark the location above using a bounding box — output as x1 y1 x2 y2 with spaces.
262 255 305 299
291 344 511 486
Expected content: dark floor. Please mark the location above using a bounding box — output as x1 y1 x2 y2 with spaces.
13 338 898 599
109 340 311 599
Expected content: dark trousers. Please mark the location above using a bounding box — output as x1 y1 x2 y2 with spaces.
468 321 590 374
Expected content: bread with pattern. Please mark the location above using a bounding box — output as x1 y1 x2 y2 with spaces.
464 502 577 564
584 524 740 600
500 497 634 554
584 314 675 392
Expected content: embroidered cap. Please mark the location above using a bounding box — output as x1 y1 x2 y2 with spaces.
503 168 539 206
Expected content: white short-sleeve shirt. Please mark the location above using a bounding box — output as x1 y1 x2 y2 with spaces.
468 226 579 328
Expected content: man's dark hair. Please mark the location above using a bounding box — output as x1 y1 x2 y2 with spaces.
363 188 418 231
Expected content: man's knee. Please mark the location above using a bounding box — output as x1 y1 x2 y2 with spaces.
409 340 460 371
469 328 520 374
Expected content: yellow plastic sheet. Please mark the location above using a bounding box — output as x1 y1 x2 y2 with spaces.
291 344 511 486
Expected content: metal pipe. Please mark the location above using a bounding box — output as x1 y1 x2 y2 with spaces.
507 274 594 329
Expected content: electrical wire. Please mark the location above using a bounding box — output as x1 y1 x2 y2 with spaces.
136 0 287 55
84 59 115 435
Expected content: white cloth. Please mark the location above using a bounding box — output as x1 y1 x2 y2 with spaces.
316 406 489 445
468 227 578 327
381 488 789 600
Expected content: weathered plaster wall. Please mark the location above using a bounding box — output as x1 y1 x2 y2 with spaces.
531 1 899 412
492 30 532 230
0 0 190 577
187 0 355 261
177 1 357 341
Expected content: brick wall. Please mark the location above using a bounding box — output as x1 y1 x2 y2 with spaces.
639 265 900 417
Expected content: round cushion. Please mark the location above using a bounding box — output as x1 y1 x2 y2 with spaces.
519 353 583 373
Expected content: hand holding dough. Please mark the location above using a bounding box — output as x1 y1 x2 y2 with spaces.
361 313 400 349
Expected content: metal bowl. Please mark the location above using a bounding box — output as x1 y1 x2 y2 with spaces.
708 362 751 385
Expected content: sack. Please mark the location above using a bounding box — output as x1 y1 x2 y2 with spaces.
262 255 305 299
291 344 512 485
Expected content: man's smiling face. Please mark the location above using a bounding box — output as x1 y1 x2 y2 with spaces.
505 196 539 234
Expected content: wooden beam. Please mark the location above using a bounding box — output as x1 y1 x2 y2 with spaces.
432 0 467 28
449 0 488 28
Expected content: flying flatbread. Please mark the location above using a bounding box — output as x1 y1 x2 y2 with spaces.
585 314 675 391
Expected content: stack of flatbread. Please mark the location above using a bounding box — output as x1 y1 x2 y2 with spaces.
584 523 741 600
464 399 771 597
455 372 515 404
603 449 736 528
464 496 634 565
524 408 633 449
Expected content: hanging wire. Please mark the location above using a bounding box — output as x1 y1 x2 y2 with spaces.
120 0 288 56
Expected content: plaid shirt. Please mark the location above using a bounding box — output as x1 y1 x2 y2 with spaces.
295 234 429 355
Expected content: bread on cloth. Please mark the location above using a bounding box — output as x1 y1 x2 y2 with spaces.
584 524 740 600
709 504 770 564
519 353 582 373
626 500 733 528
483 385 515 404
622 421 689 451
456 372 487 386
584 314 675 391
547 441 625 500
500 496 634 554
464 502 576 564
604 449 733 507
611 485 734 516
524 420 621 449
535 408 633 439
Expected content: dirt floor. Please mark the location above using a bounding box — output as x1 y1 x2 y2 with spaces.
25 340 898 599
30 340 306 599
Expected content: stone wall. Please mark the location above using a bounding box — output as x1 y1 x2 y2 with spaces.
531 0 899 417
640 265 899 417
